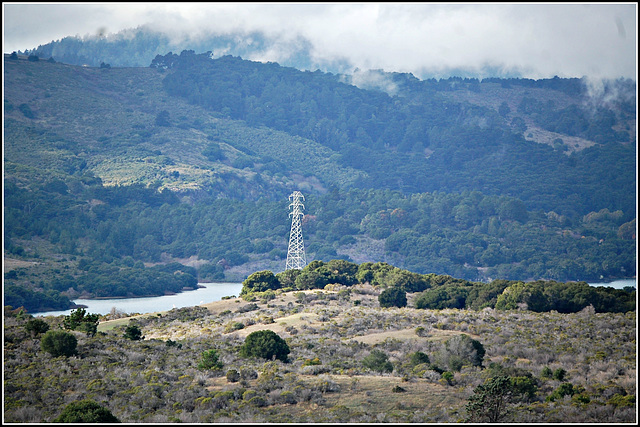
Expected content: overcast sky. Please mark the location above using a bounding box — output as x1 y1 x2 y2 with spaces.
2 3 637 80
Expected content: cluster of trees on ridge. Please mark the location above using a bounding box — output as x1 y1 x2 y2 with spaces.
241 260 635 314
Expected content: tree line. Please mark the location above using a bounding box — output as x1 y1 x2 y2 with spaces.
241 260 635 314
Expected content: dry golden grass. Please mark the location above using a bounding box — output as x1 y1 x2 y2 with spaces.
322 374 462 415
203 372 464 422
349 327 476 345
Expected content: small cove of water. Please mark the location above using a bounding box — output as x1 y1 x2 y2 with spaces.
587 278 636 289
33 282 243 317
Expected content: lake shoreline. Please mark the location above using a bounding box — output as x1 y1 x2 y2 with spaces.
83 284 206 301
32 278 635 317
32 282 244 317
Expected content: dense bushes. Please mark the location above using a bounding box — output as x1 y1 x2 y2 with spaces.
63 308 99 336
197 349 224 370
3 284 73 314
239 330 290 362
494 280 636 313
123 324 144 341
24 318 49 336
3 286 636 423
434 334 485 372
415 278 635 313
240 262 635 314
362 349 394 373
53 399 120 423
378 287 407 308
241 271 281 295
40 330 77 357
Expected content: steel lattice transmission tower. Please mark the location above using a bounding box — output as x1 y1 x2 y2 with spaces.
285 191 307 270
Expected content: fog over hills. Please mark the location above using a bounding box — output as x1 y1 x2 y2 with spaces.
6 3 635 81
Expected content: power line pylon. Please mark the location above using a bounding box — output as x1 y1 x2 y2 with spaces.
285 191 307 270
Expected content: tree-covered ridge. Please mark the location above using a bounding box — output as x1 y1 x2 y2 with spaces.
155 51 635 216
241 260 635 314
4 54 635 217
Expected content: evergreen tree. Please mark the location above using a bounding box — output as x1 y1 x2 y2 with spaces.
53 399 119 423
239 330 290 362
378 287 407 308
41 330 77 357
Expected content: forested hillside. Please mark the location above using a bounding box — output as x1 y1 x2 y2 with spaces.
3 52 636 313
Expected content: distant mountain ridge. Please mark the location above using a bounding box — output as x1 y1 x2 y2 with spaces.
20 26 352 75
21 25 547 80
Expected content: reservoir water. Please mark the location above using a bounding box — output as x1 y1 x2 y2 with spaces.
32 278 635 318
587 278 636 289
32 282 243 317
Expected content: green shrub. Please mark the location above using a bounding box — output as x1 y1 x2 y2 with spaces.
246 395 267 407
198 349 223 370
123 324 143 340
53 399 119 423
510 375 538 401
224 321 245 333
41 330 77 357
465 376 513 423
378 287 407 308
608 393 635 408
409 351 430 366
241 270 281 295
25 318 49 336
546 382 580 402
302 357 322 366
415 326 428 337
166 339 182 348
239 330 290 362
226 369 240 383
362 349 393 373
392 385 406 393
552 367 567 381
63 308 99 336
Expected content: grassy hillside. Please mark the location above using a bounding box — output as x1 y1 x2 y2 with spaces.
3 56 361 196
4 285 636 423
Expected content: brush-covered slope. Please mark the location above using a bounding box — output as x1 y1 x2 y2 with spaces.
4 283 636 423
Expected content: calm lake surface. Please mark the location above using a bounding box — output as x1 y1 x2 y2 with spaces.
33 282 243 317
32 278 635 318
588 278 636 289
